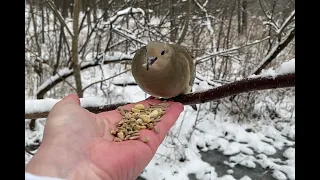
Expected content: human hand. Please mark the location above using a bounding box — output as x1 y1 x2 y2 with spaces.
25 94 184 180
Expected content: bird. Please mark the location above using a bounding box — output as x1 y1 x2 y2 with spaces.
131 41 197 111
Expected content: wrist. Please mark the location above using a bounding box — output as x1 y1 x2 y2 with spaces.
25 145 70 179
25 144 110 180
25 172 65 180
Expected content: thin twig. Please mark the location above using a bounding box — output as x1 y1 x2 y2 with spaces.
83 69 131 92
25 149 35 156
25 48 47 63
44 0 74 37
196 36 271 64
55 71 77 91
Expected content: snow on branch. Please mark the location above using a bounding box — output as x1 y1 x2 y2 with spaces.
194 0 214 36
103 7 145 25
276 10 295 35
249 58 294 79
90 7 145 31
263 9 295 35
25 98 129 119
251 27 295 75
195 74 222 87
113 26 148 45
26 72 295 119
36 54 133 99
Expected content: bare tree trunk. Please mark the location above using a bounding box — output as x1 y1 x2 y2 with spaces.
53 0 68 75
169 0 176 42
93 0 97 23
103 0 109 21
266 0 277 54
215 14 225 79
70 1 74 18
253 28 295 75
81 1 92 59
46 6 50 34
241 0 247 34
237 0 242 35
54 26 64 75
222 1 236 79
145 0 149 23
30 0 42 56
72 0 83 97
177 0 191 44
41 3 45 44
62 0 69 17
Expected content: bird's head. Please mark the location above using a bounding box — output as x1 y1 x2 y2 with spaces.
143 41 171 71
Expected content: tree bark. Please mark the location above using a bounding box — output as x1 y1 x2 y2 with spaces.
252 27 295 75
169 0 176 42
177 0 191 44
237 0 242 34
72 0 83 97
30 0 42 57
27 73 295 119
241 0 247 34
41 3 45 44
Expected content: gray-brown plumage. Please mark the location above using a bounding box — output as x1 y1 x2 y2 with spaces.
131 41 197 110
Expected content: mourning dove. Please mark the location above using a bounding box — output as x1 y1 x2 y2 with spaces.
131 41 197 110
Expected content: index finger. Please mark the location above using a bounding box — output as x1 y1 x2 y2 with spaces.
136 100 184 152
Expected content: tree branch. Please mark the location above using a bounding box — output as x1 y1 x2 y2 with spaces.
193 0 214 36
112 27 147 45
55 70 77 91
177 0 191 44
168 73 294 105
276 10 295 35
195 36 271 64
36 55 133 99
44 0 74 37
251 27 295 75
26 73 295 119
82 69 131 92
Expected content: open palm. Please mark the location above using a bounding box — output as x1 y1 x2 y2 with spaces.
26 94 183 180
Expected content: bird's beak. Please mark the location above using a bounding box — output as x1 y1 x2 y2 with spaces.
146 56 157 71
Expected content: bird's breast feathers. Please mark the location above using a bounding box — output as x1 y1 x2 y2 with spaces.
134 72 185 98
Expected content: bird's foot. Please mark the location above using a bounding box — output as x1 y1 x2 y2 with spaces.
145 96 170 107
145 96 157 100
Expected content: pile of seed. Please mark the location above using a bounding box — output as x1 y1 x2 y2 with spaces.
111 102 169 142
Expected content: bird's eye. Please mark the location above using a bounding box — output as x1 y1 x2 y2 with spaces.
161 50 165 55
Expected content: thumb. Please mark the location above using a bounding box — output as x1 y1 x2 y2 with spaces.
61 93 81 105
44 94 82 137
46 93 81 120
49 93 81 116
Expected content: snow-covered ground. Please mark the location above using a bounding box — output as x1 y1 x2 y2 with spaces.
25 59 295 180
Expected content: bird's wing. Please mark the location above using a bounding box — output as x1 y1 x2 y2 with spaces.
169 44 196 88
